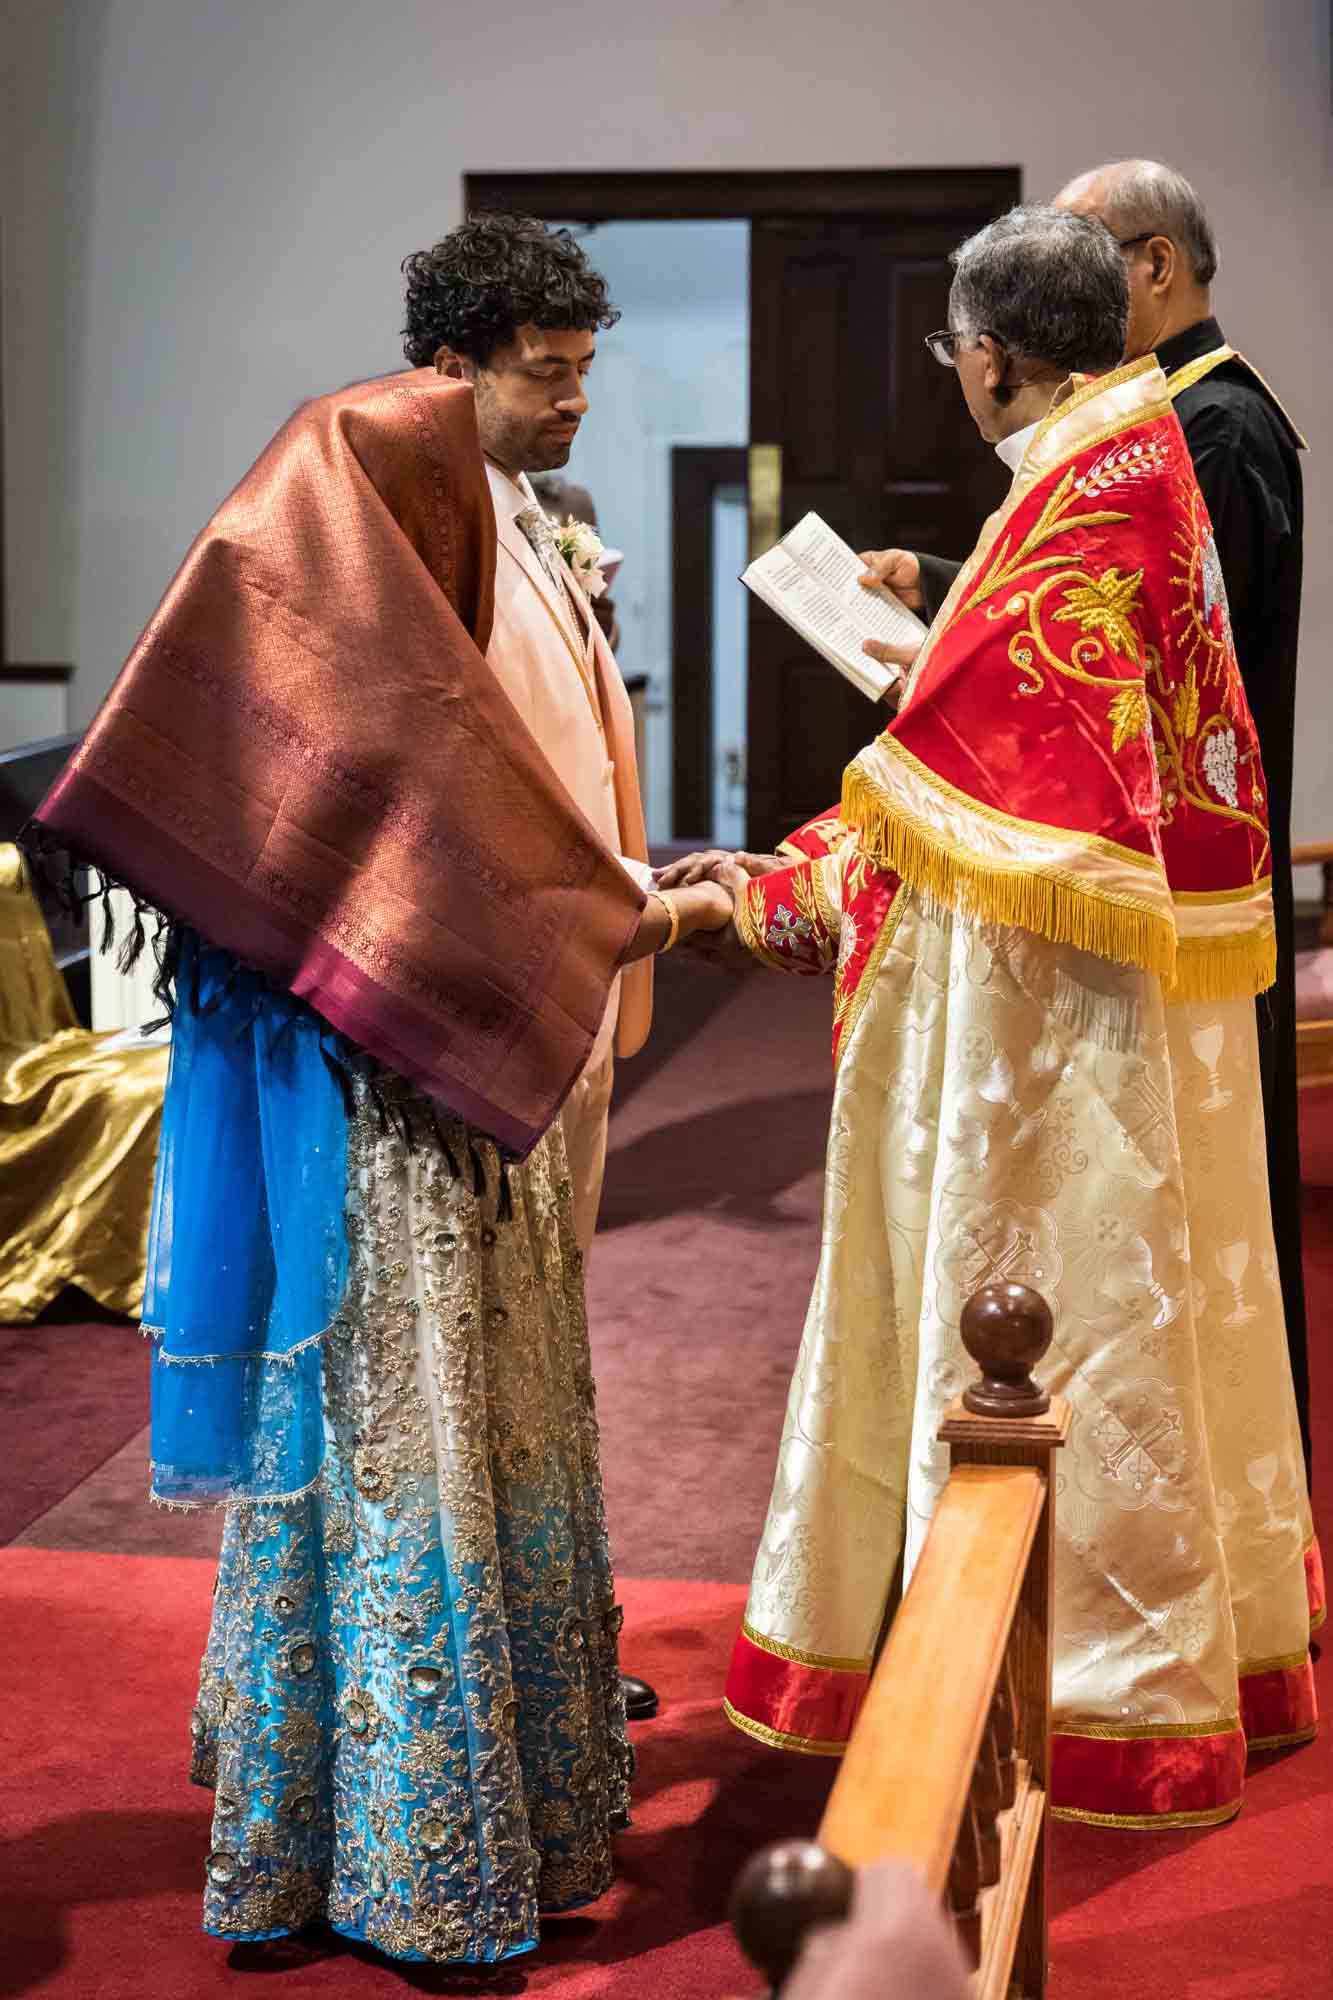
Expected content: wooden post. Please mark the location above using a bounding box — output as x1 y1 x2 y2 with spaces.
728 1840 854 1996
938 1281 1070 2000
729 1280 1068 1998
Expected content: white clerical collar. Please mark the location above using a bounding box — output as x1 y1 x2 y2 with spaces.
995 420 1040 475
485 459 538 523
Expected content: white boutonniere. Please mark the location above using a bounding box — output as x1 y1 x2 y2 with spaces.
554 516 611 599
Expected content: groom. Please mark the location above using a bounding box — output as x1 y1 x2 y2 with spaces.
402 213 659 1719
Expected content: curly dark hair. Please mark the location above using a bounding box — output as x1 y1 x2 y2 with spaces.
401 213 620 369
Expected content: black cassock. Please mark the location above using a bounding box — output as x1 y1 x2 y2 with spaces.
917 319 1312 1482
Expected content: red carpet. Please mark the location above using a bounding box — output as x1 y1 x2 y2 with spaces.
0 1555 824 1999
0 1315 149 1545
3 1549 1332 1999
4 995 1333 1996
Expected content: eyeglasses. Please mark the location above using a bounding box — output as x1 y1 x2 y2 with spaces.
1114 233 1156 254
924 328 999 368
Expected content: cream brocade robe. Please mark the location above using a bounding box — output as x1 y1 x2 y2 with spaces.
731 875 1318 1824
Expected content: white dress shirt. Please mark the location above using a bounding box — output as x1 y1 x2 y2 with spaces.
995 419 1040 476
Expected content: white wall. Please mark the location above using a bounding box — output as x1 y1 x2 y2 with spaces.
561 220 748 837
4 0 1332 852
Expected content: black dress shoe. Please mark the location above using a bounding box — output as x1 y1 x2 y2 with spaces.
620 1673 658 1720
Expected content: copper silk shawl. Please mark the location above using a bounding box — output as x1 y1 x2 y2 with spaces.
31 371 644 1157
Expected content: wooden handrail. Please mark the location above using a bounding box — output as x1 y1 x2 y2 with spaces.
1292 841 1333 868
731 1281 1068 1998
817 1463 1044 1889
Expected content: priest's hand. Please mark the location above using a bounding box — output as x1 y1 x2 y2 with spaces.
868 663 906 716
858 549 924 692
858 546 925 611
654 849 784 889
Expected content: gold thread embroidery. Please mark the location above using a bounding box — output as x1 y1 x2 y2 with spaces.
1163 341 1311 445
850 732 1165 873
1165 347 1239 398
810 850 841 942
190 1082 631 1958
1174 883 1275 907
1036 354 1161 432
1054 1716 1240 1742
722 1697 850 1757
739 1619 870 1674
1247 1727 1318 1752
1050 1799 1241 1831
1238 1647 1313 1678
1056 567 1146 667
896 383 1172 708
834 880 910 1067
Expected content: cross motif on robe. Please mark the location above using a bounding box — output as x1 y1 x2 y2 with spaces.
766 903 813 952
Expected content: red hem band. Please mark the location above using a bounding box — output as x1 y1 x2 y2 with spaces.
724 1627 867 1751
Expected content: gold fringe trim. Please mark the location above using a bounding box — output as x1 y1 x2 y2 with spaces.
842 761 1276 1003
1167 926 1276 1004
722 1696 849 1757
842 762 1178 984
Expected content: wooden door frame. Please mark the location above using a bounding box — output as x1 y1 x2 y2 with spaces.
463 169 1021 843
463 168 1022 225
670 445 747 839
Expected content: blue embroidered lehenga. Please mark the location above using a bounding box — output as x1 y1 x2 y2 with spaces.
146 937 630 1963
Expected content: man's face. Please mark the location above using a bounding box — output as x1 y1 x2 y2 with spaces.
953 331 1004 442
466 323 595 475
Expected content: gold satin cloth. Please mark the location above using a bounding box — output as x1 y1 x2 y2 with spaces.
741 892 1313 1755
0 846 167 1320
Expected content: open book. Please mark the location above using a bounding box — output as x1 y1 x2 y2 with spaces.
741 512 928 702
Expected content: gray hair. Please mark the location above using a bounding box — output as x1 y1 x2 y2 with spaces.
1079 159 1218 285
949 203 1128 377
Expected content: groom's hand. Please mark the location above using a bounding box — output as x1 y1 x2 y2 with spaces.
654 849 783 889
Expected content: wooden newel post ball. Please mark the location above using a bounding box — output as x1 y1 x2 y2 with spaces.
960 1281 1053 1418
729 1840 854 1991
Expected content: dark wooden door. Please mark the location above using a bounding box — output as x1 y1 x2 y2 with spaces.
746 194 1017 850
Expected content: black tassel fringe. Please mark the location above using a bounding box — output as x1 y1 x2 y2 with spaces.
18 819 524 1222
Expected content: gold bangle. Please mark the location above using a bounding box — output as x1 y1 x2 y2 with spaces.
652 889 681 953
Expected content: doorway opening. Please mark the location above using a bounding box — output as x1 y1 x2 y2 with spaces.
464 170 1021 852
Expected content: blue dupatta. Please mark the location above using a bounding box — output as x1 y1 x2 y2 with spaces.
144 933 349 1506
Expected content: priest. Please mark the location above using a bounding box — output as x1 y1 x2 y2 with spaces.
680 205 1320 1830
863 160 1312 1482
